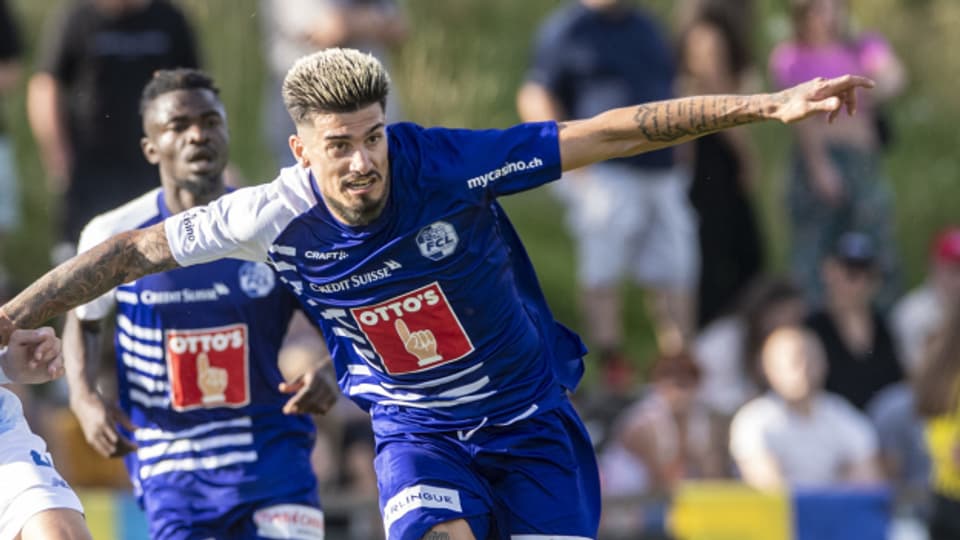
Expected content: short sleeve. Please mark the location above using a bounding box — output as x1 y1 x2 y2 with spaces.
413 122 563 201
729 400 770 461
165 180 301 267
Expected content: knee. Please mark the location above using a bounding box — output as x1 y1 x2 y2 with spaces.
18 508 92 540
419 518 476 540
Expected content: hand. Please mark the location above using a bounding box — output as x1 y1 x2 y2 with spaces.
772 75 876 124
0 308 14 347
279 366 338 415
2 327 65 384
70 392 138 458
395 319 442 366
197 352 228 404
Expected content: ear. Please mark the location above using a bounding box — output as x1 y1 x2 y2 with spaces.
289 134 309 168
141 136 160 165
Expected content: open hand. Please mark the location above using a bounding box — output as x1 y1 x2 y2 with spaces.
279 365 338 415
773 75 876 124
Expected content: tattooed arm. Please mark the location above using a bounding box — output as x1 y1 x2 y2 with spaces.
558 74 874 172
0 222 176 344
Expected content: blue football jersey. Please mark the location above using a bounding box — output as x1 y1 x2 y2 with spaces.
165 121 587 435
75 189 316 516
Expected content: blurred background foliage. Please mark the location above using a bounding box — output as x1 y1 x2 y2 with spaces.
4 0 959 373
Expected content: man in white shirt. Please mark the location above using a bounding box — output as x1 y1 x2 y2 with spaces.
0 327 91 540
730 325 883 489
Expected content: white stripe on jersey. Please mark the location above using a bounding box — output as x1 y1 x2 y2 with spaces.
118 332 163 359
271 261 297 272
438 377 490 398
376 392 497 409
380 362 485 389
115 290 139 305
122 353 166 377
116 314 162 341
129 389 170 409
270 245 296 256
138 450 259 480
347 364 372 376
137 432 254 461
126 371 167 393
137 417 253 441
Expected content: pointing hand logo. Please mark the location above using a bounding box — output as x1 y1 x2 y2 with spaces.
394 319 443 367
197 352 228 405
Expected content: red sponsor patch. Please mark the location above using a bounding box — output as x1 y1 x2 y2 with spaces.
165 324 250 411
350 282 474 375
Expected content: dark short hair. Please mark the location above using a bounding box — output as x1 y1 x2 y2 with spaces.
140 68 221 115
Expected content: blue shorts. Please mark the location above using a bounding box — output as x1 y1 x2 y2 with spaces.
145 486 324 540
375 399 600 540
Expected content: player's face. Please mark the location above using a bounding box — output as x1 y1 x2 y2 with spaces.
142 89 229 195
291 103 389 226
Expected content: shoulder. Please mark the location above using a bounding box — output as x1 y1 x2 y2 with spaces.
733 395 781 426
79 189 162 250
820 393 871 426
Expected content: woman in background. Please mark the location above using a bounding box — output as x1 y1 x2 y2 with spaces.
676 0 765 329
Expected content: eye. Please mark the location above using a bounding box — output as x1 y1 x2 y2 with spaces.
168 120 188 132
327 141 351 156
366 133 383 146
205 116 222 128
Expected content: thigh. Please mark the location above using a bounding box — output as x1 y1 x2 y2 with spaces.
0 420 85 540
375 434 494 540
482 401 600 539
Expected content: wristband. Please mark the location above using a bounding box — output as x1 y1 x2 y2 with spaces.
0 347 9 384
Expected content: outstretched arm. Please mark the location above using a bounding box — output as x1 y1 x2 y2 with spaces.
0 222 177 344
559 75 874 171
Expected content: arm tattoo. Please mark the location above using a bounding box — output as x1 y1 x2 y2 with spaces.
3 224 177 329
633 94 782 143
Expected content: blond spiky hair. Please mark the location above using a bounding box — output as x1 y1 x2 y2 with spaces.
282 48 391 124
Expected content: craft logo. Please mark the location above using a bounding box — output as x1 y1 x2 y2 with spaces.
349 282 474 374
166 324 250 411
416 221 458 261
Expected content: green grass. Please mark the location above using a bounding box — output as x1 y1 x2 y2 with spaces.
4 0 960 377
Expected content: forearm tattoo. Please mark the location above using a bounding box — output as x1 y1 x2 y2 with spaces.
3 226 176 329
633 94 779 143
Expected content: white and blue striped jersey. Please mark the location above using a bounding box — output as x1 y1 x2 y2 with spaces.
75 188 316 510
164 122 587 436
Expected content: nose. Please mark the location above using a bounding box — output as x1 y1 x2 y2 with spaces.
186 122 210 144
349 148 373 174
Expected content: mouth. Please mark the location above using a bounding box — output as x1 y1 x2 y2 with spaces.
343 174 380 195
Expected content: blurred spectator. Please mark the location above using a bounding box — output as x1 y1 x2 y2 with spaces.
915 299 960 540
676 0 765 329
259 0 408 168
769 0 906 310
599 350 722 534
730 326 883 489
892 226 960 374
27 0 200 263
806 232 904 411
0 0 22 251
518 0 697 391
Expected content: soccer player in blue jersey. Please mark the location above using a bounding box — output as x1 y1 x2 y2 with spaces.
1 327 92 540
61 69 336 540
0 49 873 539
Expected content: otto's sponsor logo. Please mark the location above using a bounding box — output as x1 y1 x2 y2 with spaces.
238 262 275 298
383 485 462 531
304 250 348 261
416 222 458 261
253 504 325 539
140 283 230 305
466 156 544 189
308 260 401 294
350 282 474 375
165 324 250 411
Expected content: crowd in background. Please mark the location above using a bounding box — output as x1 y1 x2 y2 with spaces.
0 0 957 539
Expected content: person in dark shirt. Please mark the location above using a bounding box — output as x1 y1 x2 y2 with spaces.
0 0 23 249
805 231 903 410
27 0 200 262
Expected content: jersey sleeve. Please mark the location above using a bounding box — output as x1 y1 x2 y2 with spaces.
164 180 297 267
413 121 562 202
